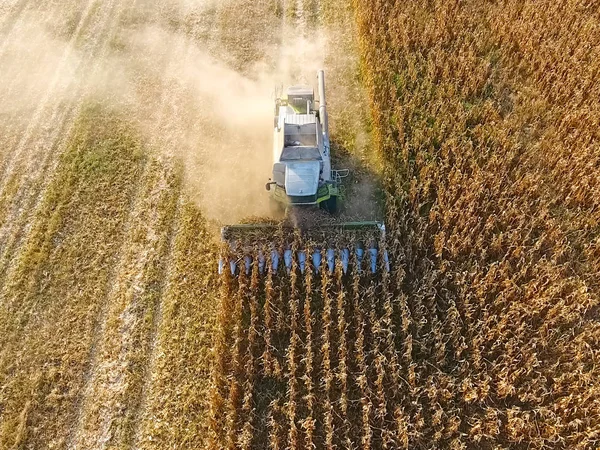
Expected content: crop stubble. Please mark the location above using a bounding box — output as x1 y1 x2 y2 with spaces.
0 1 219 449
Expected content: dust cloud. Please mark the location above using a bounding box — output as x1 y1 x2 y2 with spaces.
0 0 369 224
116 11 329 223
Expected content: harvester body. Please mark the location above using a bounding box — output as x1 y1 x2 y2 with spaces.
267 70 344 212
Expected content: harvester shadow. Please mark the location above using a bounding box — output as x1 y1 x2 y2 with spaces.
328 136 386 224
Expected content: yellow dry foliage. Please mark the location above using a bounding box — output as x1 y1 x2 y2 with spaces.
0 102 220 449
352 0 599 447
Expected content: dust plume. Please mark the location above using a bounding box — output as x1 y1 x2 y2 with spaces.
0 0 364 225
112 17 330 224
116 23 278 223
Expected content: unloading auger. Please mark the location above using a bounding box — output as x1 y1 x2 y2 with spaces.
218 70 390 276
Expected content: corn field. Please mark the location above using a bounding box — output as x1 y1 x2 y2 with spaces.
209 0 600 449
0 0 598 448
357 0 599 447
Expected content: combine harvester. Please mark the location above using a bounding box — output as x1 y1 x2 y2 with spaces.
219 70 389 276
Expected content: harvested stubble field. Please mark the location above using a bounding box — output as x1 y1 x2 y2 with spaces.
0 0 598 450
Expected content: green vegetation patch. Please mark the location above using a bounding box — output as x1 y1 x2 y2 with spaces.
0 103 145 449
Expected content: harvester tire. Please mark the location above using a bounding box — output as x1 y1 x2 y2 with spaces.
325 196 338 214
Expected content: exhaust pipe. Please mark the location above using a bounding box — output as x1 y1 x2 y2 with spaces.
318 70 328 137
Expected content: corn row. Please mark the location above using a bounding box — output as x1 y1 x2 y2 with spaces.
301 263 315 449
351 266 372 450
320 254 335 448
225 270 248 448
334 265 354 449
239 261 261 449
286 257 301 450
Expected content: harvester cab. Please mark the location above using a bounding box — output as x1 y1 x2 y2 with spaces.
219 70 390 277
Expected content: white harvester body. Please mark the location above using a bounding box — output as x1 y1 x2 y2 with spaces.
268 70 342 210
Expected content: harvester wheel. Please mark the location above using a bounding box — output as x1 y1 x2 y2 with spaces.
325 196 338 214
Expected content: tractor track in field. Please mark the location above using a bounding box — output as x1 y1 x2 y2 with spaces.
281 0 310 85
0 0 126 358
66 152 151 450
77 50 192 450
128 22 221 445
0 0 98 181
0 1 135 444
0 0 150 302
0 1 146 447
70 4 223 445
292 0 311 85
67 4 182 447
0 0 122 290
68 159 183 450
130 50 198 449
130 195 182 449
